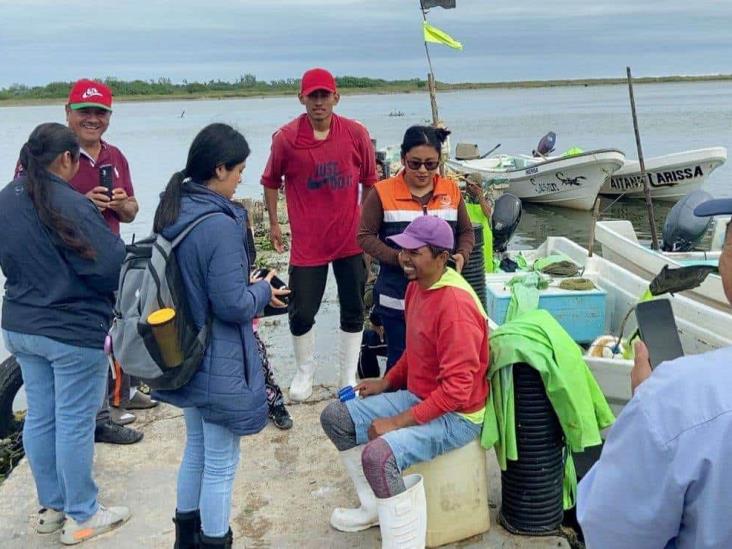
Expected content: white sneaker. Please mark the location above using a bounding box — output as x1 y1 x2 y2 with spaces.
60 505 130 545
110 407 136 426
37 507 65 534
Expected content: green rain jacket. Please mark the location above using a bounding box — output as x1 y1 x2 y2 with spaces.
481 308 615 508
465 202 494 273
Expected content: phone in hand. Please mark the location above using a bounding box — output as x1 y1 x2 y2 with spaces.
252 268 290 316
99 164 114 197
635 299 684 369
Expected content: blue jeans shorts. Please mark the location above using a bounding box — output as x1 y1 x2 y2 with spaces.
345 389 482 471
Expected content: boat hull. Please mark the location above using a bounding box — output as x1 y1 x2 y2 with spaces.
448 149 625 211
595 220 726 311
600 147 727 201
489 236 732 412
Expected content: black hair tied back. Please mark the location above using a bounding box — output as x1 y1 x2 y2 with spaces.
27 137 44 156
19 123 94 259
400 125 452 157
434 127 451 144
153 123 250 233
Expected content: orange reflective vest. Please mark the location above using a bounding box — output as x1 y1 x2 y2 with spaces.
373 172 462 314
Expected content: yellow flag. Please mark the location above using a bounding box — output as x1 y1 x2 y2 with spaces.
423 21 463 50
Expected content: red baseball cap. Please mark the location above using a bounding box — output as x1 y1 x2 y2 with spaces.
67 79 113 111
300 68 337 96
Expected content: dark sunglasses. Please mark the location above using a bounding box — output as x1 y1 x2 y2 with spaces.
405 159 440 171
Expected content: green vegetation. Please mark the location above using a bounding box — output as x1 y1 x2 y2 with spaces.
2 73 732 105
0 75 427 104
0 431 23 485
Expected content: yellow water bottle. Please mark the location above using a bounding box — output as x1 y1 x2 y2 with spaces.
147 308 184 368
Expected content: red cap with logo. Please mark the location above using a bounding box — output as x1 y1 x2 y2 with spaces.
67 79 113 111
300 68 337 96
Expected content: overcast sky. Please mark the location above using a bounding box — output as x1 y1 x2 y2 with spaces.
1 0 730 88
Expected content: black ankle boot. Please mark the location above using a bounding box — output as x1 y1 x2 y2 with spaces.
173 509 200 549
199 528 233 548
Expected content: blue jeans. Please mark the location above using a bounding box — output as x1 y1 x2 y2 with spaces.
177 407 241 537
2 330 107 522
345 390 482 471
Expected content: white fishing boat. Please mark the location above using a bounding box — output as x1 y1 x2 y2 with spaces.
600 147 727 201
487 236 732 413
594 219 727 311
447 149 625 211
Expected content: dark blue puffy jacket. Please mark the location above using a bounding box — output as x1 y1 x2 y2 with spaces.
153 182 272 436
0 174 125 348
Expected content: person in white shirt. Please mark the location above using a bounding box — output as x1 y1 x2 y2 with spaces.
577 197 732 549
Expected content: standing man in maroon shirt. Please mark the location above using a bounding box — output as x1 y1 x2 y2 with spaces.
65 79 138 233
261 68 377 402
65 79 152 444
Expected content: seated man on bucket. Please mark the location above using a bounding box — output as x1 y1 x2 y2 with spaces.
320 215 489 548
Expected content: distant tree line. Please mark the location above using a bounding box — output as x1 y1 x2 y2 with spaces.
3 73 731 102
0 75 428 100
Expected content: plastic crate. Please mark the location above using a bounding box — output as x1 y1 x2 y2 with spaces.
486 281 607 343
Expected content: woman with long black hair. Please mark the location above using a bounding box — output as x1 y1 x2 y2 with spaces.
151 123 288 549
0 123 129 544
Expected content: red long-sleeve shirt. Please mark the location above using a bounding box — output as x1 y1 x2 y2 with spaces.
260 113 377 266
384 279 490 424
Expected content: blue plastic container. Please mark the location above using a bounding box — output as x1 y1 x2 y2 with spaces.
338 385 357 402
485 281 607 343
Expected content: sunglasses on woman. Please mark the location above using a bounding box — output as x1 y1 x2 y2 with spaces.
405 159 440 171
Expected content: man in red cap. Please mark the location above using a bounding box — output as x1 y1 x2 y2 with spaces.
65 79 139 234
262 68 377 402
65 79 151 444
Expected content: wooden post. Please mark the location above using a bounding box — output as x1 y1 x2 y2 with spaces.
427 72 439 126
626 66 660 250
234 198 264 227
588 197 601 256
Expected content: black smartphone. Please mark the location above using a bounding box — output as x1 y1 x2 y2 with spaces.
99 164 114 197
253 268 290 316
635 299 684 369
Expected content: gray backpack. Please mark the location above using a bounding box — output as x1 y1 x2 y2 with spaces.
109 213 220 390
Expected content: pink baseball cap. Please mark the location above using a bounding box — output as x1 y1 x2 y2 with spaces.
300 68 337 96
387 215 454 250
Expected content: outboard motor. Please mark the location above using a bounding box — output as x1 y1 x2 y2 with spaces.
492 193 522 252
662 190 713 252
532 131 556 157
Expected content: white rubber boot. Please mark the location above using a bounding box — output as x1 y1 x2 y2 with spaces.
339 329 362 389
330 446 379 532
289 330 315 402
376 474 427 549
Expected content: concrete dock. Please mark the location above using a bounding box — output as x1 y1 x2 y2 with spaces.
0 251 571 548
0 396 570 548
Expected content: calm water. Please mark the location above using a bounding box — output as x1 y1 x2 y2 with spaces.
1 81 731 360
